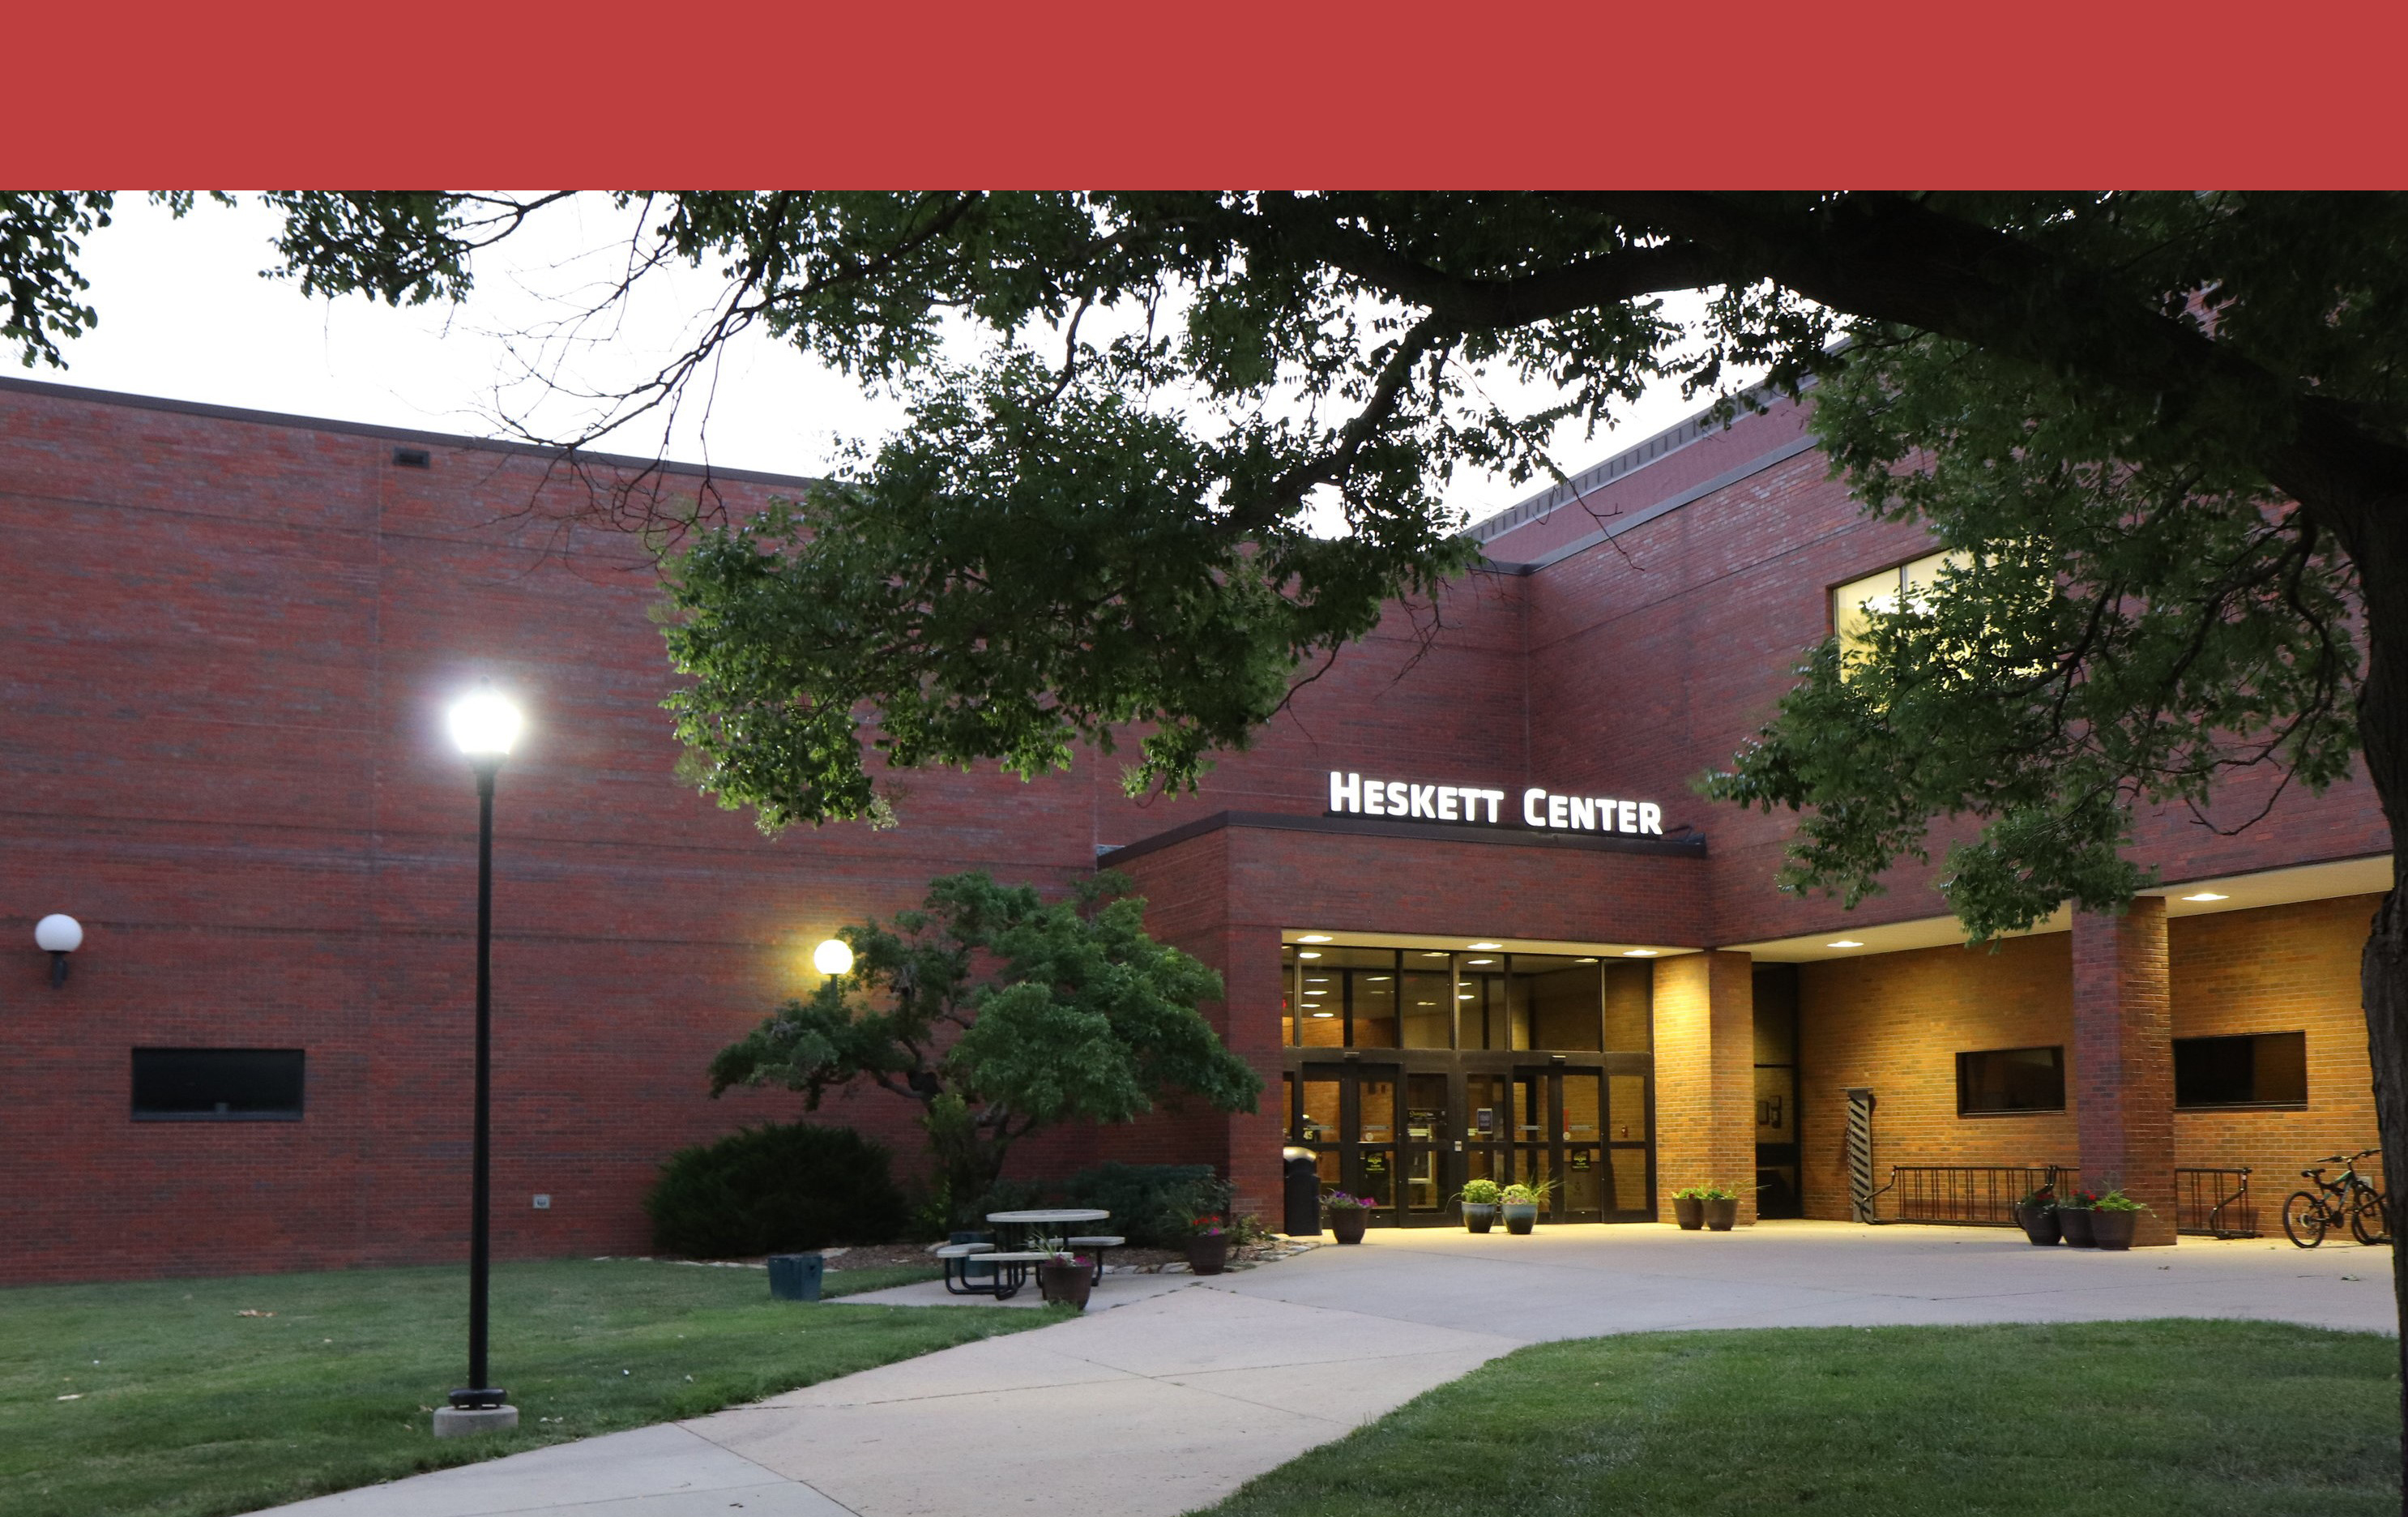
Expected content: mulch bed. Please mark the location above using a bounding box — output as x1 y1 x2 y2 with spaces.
647 1235 1321 1273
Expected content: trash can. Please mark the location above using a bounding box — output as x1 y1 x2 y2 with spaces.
950 1229 997 1286
1283 1147 1322 1236
767 1253 824 1302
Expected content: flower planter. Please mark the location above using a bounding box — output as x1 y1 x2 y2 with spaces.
2090 1208 2138 1250
1187 1235 1229 1275
2013 1202 2061 1246
1703 1197 1738 1232
1501 1202 1539 1235
2057 1207 2097 1247
1037 1260 1092 1310
1462 1203 1496 1234
1672 1197 1705 1230
1328 1209 1368 1244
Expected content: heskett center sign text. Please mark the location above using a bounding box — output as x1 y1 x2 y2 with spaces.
1326 771 1664 836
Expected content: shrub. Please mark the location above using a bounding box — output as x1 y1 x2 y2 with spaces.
965 1163 1226 1247
646 1122 908 1258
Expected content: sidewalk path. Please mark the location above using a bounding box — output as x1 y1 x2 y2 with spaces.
258 1221 2396 1517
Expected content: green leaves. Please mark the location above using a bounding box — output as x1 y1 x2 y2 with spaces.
1709 320 2363 938
1 192 114 367
707 871 1258 1212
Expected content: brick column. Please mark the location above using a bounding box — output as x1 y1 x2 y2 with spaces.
2072 899 2178 1246
1218 925 1287 1225
1654 951 1757 1224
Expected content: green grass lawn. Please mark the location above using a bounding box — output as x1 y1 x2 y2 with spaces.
1199 1319 2401 1516
1 1257 1044 1517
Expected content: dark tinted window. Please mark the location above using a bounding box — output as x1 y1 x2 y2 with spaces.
132 1049 305 1121
2175 1032 2307 1109
1956 1046 2064 1115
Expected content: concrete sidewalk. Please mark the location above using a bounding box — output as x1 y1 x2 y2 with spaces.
256 1221 2397 1517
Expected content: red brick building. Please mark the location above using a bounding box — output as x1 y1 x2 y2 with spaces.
1 375 2387 1282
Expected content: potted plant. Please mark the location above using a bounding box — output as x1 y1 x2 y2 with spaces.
2013 1185 2060 1246
1186 1214 1231 1275
1500 1180 1555 1234
2090 1190 2151 1250
1697 1184 1740 1231
2056 1188 2099 1247
1458 1179 1501 1233
1036 1251 1092 1310
1323 1190 1373 1244
1671 1185 1708 1230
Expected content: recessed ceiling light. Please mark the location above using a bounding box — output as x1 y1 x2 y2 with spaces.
1312 1011 1335 1019
1365 975 1390 982
1575 957 1598 964
1297 951 1321 959
1420 951 1448 959
1622 949 1659 958
1415 1001 1437 1007
1467 942 1503 951
1467 957 1495 965
1827 939 1864 949
1297 934 1333 943
2180 891 2229 903
1458 994 1475 1001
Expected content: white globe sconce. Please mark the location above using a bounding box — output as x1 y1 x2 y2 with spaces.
813 938 855 977
36 913 82 988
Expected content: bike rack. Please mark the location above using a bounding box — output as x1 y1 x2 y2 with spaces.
2173 1167 2256 1238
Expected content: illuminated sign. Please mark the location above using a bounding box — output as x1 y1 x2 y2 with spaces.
1327 771 1664 836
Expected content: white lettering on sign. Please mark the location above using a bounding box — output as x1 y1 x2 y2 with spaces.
1327 772 1663 836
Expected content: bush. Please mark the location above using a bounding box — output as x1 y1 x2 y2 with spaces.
961 1164 1231 1247
646 1123 908 1258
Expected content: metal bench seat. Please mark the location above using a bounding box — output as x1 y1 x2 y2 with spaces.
1065 1235 1125 1284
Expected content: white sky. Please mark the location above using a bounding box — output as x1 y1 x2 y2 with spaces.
50 195 1730 527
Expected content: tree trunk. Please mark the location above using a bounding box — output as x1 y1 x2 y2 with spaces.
2362 885 2408 1513
2346 500 2408 1511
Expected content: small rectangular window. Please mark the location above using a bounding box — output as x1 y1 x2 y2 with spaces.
2175 1032 2307 1109
1956 1045 2064 1116
132 1049 305 1121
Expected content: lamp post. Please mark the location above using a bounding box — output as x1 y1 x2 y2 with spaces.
436 684 523 1438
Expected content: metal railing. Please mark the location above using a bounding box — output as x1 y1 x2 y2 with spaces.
1864 1164 2070 1227
2175 1167 2256 1238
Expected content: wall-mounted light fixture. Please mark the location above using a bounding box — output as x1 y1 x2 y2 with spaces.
813 938 855 977
35 914 81 987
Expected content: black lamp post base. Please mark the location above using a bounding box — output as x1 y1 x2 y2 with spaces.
432 1402 519 1438
447 1387 510 1409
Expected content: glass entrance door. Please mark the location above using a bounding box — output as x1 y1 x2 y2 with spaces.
1294 1063 1403 1224
1509 1066 1626 1223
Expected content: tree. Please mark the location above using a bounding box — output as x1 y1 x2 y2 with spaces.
706 870 1260 1222
19 190 2408 1471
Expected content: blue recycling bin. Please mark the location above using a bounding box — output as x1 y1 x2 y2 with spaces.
950 1229 997 1285
767 1253 824 1302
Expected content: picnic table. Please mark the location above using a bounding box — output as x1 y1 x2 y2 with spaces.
930 1209 1124 1298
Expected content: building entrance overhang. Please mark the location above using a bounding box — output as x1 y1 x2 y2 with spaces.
1728 853 2391 964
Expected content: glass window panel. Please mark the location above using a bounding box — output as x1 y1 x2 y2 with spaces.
1356 1075 1398 1146
1833 565 1902 665
1755 1066 1795 1143
1955 1046 2066 1114
1561 1073 1603 1143
1507 975 1533 1051
1406 1075 1448 1143
1282 947 1296 1046
1752 969 1798 1063
1400 971 1451 1048
1527 964 1603 1051
1357 1147 1394 1207
1609 1073 1649 1143
1319 946 1397 970
1298 962 1343 1045
130 1049 305 1120
1350 969 1399 1048
1512 1075 1546 1140
1609 1147 1650 1212
1467 1074 1508 1142
2175 1031 2308 1108
1603 963 1652 1052
1563 1143 1603 1215
1299 1078 1341 1143
1404 1145 1443 1212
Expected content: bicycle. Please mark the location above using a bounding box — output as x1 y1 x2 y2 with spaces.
2282 1149 2393 1248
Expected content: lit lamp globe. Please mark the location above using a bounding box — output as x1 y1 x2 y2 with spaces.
448 686 523 765
813 939 854 976
36 912 83 987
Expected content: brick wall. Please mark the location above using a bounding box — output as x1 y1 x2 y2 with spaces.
1796 934 2080 1220
2171 895 2385 1205
2072 900 2177 1244
1653 951 1756 1222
